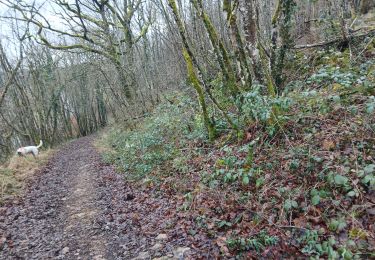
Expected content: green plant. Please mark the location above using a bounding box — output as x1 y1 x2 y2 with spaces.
289 159 300 171
239 85 292 127
181 192 193 211
310 188 331 206
216 220 232 229
195 215 208 229
297 229 340 258
205 147 256 187
328 218 347 233
284 199 298 211
226 231 279 253
365 96 375 114
207 157 265 188
360 164 375 189
326 172 352 192
102 93 205 180
172 156 190 174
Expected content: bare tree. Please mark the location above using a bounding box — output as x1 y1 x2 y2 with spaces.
3 0 152 99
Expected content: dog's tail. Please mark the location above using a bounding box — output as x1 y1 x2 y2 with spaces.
37 140 43 149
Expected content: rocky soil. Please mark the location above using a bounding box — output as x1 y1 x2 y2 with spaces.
0 137 199 259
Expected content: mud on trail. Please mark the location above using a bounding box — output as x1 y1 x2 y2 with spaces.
0 137 202 259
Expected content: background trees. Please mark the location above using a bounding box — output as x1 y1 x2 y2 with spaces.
1 0 374 161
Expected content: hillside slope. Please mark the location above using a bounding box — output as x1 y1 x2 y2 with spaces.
100 47 375 259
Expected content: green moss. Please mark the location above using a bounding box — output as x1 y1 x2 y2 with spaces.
258 43 279 125
183 49 216 141
193 0 239 97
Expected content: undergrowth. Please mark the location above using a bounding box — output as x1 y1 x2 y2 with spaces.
0 149 55 204
100 46 375 258
101 93 206 184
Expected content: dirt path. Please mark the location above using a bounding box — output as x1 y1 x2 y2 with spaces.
0 137 200 259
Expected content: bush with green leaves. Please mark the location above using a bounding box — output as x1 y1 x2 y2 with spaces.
102 93 205 179
306 65 356 87
305 57 374 91
239 85 292 126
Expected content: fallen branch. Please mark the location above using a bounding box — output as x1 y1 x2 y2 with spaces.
293 29 375 49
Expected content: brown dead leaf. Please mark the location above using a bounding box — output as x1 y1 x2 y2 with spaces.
207 222 215 230
293 216 307 228
216 236 230 256
322 139 335 151
216 236 226 247
306 216 322 224
310 206 322 216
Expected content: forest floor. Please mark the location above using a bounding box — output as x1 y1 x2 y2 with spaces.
0 136 199 259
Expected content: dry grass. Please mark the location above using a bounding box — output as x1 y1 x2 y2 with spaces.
0 149 55 204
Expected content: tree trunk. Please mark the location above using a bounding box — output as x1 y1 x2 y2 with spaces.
238 0 263 83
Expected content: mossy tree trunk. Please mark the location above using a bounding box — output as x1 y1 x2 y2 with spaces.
269 0 296 92
183 49 216 141
237 0 263 84
167 0 216 141
192 0 240 98
360 0 375 14
275 0 296 89
270 0 282 92
223 0 253 89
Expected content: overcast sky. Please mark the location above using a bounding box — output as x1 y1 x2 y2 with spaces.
0 0 66 58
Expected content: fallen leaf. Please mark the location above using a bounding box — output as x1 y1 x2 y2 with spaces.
322 139 335 151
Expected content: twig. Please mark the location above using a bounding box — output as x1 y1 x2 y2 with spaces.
276 225 309 231
293 29 375 49
354 36 375 62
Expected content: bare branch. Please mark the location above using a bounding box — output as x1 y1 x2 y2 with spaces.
294 29 375 49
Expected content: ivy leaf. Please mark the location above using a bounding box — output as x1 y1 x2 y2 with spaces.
362 174 374 185
217 220 232 228
366 102 375 114
255 177 264 188
284 199 298 211
225 172 232 182
311 195 320 205
284 200 292 211
334 174 348 185
329 220 339 231
218 169 225 174
347 191 356 197
310 189 319 196
242 175 250 185
337 220 347 231
364 164 375 174
357 170 365 178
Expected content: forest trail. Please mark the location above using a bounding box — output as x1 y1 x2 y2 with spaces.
0 137 195 259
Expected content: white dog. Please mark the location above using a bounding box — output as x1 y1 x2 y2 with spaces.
16 140 43 157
